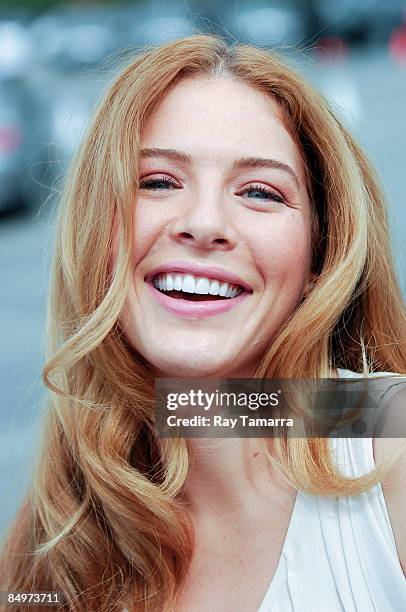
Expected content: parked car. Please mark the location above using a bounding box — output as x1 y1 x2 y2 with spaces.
0 18 48 213
0 78 25 212
313 0 406 45
113 0 197 49
224 0 311 49
0 74 51 214
29 4 121 72
27 0 198 202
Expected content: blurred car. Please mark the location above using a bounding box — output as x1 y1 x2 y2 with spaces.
224 0 310 49
313 0 406 45
27 0 198 196
0 19 45 213
113 0 197 48
0 75 51 214
0 79 25 212
29 4 121 72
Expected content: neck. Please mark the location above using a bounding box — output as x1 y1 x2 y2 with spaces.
179 437 289 520
170 368 339 517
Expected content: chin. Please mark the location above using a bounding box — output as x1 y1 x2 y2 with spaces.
150 356 230 379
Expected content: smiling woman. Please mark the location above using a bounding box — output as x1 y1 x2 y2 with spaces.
1 34 406 612
113 74 315 379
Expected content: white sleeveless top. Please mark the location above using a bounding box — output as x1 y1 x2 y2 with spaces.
259 368 406 612
122 368 405 612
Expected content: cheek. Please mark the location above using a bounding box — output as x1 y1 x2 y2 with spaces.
131 201 173 264
110 202 169 269
249 213 312 286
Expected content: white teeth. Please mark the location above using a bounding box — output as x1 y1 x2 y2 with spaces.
151 272 244 298
218 282 229 297
195 277 210 294
181 274 195 293
174 274 183 291
209 279 220 295
166 274 174 291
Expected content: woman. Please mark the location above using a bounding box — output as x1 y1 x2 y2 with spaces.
1 34 405 612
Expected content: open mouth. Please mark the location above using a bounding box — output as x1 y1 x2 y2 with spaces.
154 289 232 301
148 273 250 301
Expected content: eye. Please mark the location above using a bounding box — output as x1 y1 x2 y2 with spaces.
238 183 285 204
138 175 180 191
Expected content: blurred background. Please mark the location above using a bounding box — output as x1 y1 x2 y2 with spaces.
1 0 406 541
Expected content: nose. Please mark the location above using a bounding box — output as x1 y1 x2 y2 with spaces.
169 186 238 251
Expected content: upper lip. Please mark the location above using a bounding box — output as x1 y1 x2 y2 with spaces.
144 261 253 292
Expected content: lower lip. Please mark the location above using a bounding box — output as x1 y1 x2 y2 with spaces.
145 281 251 318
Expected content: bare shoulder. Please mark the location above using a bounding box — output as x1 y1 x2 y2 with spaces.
373 385 406 575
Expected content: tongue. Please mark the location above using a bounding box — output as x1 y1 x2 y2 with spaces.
163 289 227 301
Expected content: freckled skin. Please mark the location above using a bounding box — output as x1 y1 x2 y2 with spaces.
113 76 316 378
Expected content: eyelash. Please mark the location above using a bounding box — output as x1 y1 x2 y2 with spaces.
138 175 285 204
139 176 179 190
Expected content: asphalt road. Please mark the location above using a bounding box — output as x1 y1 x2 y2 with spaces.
1 46 405 541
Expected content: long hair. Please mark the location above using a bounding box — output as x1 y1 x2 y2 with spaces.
1 34 405 611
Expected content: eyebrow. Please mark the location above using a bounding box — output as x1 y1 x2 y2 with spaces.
139 147 301 191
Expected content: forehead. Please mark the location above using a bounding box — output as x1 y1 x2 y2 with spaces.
141 75 305 178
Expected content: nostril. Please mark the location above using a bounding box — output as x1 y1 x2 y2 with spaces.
175 232 230 249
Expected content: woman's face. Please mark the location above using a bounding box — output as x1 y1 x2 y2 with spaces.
115 75 315 378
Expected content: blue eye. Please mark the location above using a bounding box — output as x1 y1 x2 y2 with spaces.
241 184 285 203
139 176 179 190
139 176 285 204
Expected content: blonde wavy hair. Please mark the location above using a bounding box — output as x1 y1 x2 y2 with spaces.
1 34 406 612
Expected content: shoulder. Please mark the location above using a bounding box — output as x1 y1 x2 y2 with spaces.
338 368 406 574
373 384 406 575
